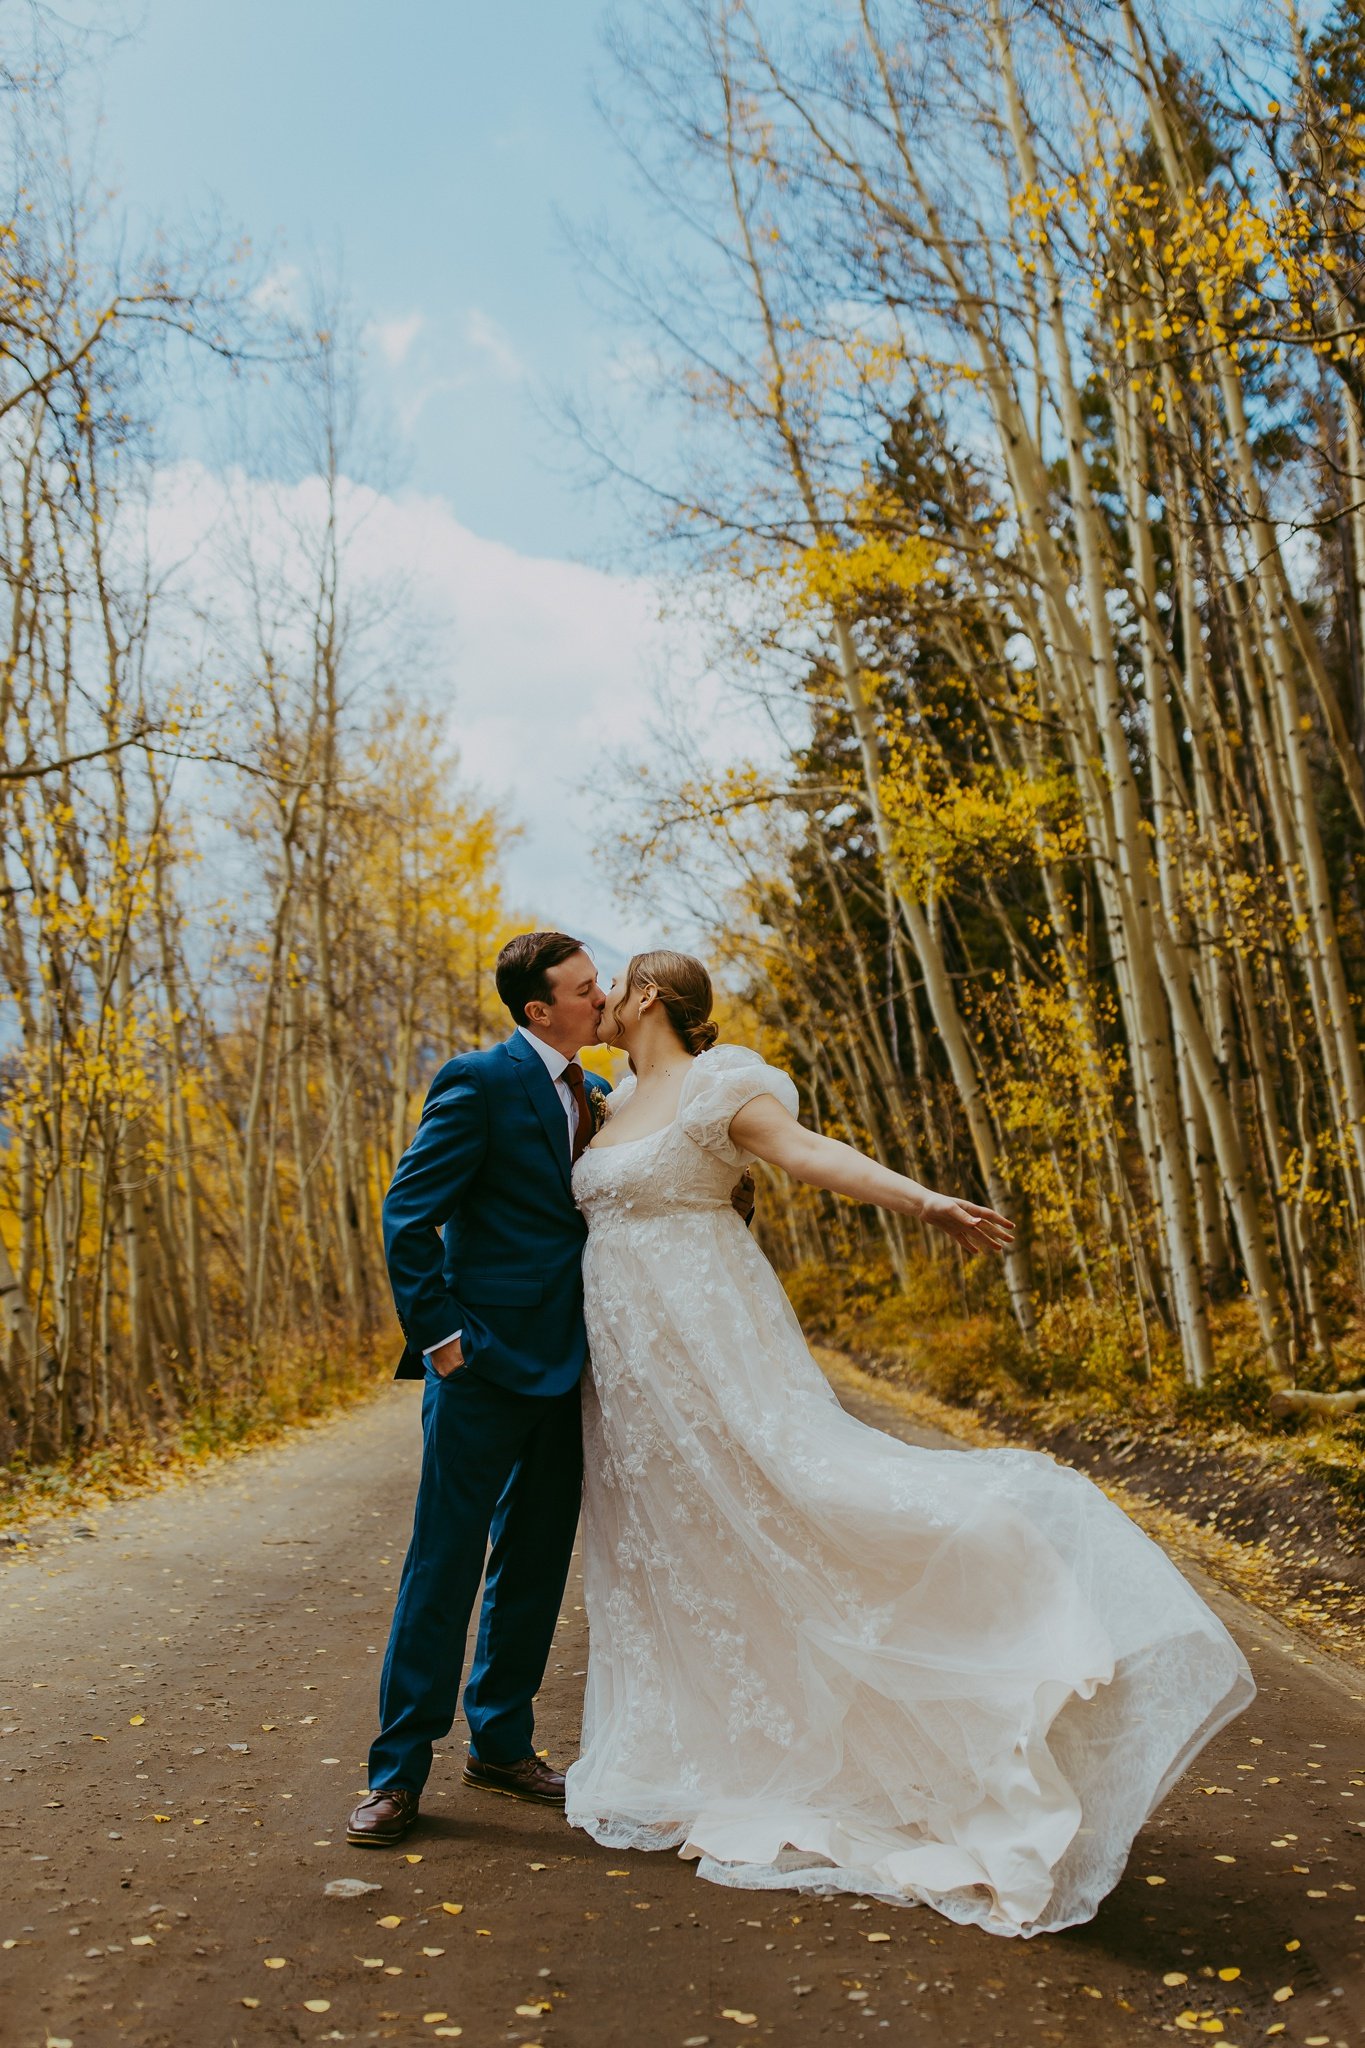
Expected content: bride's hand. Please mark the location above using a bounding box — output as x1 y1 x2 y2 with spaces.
919 1192 1016 1256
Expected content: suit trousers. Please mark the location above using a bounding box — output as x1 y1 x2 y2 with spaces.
368 1365 583 1794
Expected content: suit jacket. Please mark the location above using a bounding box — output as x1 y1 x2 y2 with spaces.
382 1031 612 1396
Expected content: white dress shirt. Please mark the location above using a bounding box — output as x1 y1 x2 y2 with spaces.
427 1026 583 1363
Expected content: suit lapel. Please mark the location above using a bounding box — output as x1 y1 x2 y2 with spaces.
504 1031 573 1195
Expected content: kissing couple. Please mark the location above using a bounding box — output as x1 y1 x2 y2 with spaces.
348 930 1253 1937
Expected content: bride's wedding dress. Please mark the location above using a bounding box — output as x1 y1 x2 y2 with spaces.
564 1047 1254 1936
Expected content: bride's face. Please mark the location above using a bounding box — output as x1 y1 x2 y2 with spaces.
597 972 643 1046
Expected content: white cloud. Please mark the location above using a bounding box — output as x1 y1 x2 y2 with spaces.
250 262 306 318
143 461 784 954
464 307 526 383
366 311 424 369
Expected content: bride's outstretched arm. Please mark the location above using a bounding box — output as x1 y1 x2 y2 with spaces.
729 1095 1016 1259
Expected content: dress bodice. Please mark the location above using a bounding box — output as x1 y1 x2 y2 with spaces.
572 1046 799 1222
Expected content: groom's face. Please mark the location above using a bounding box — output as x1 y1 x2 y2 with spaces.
534 949 607 1051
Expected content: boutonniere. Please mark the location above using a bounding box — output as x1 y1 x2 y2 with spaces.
587 1084 611 1134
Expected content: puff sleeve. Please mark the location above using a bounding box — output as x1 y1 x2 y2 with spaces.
676 1045 800 1164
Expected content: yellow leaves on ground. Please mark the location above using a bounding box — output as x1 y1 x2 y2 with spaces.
263 1956 287 1969
722 2014 758 2028
440 1901 463 1916
376 1914 402 1928
303 2000 330 2013
129 1714 144 1726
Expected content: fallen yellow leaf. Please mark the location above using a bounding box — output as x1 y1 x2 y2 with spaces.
529 1862 547 1871
129 1714 144 1726
1212 1854 1235 1864
1163 1972 1188 1986
303 2000 330 2014
130 1936 154 1948
440 1902 463 1916
1272 1986 1293 2002
866 1931 890 1943
1144 1874 1166 1885
421 1946 445 1956
422 2017 448 2027
1217 1967 1240 1981
241 1997 260 2009
377 1915 402 1928
722 2015 758 2029
151 1814 171 1823
264 1957 288 1969
404 1853 423 1864
516 2006 551 2018
359 1958 383 1968
1285 1939 1301 1951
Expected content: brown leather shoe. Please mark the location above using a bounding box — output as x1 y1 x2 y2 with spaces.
346 1785 419 1846
462 1752 566 1807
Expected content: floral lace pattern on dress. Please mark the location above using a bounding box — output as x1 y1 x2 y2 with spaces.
564 1046 1254 1936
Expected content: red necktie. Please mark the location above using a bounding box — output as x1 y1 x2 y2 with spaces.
564 1061 591 1165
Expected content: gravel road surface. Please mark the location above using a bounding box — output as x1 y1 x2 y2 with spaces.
3 1366 1363 2047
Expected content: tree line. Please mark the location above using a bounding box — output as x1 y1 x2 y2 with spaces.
597 0 1365 1395
0 33 514 1465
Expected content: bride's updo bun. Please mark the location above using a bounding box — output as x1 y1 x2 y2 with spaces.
620 949 718 1056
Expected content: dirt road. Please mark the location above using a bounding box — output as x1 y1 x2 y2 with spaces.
3 1367 1363 2048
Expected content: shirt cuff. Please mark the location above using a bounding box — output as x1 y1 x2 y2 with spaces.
425 1329 462 1358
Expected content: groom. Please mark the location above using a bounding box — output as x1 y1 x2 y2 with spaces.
348 931 612 1847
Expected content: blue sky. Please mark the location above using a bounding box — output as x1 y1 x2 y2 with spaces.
65 0 781 953
81 0 652 560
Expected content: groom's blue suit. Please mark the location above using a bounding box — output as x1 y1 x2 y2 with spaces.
369 1029 610 1794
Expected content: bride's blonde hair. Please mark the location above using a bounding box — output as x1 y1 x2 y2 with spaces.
614 949 718 1055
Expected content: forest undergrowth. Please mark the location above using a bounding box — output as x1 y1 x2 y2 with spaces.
0 1333 389 1536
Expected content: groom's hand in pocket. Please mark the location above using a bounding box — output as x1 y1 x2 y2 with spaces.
428 1334 466 1378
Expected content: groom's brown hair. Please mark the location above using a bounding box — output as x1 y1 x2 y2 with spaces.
496 930 589 1026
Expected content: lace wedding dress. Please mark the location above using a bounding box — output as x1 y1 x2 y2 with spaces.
564 1046 1254 1937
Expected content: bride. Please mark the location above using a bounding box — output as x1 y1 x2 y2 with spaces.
564 949 1254 1938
